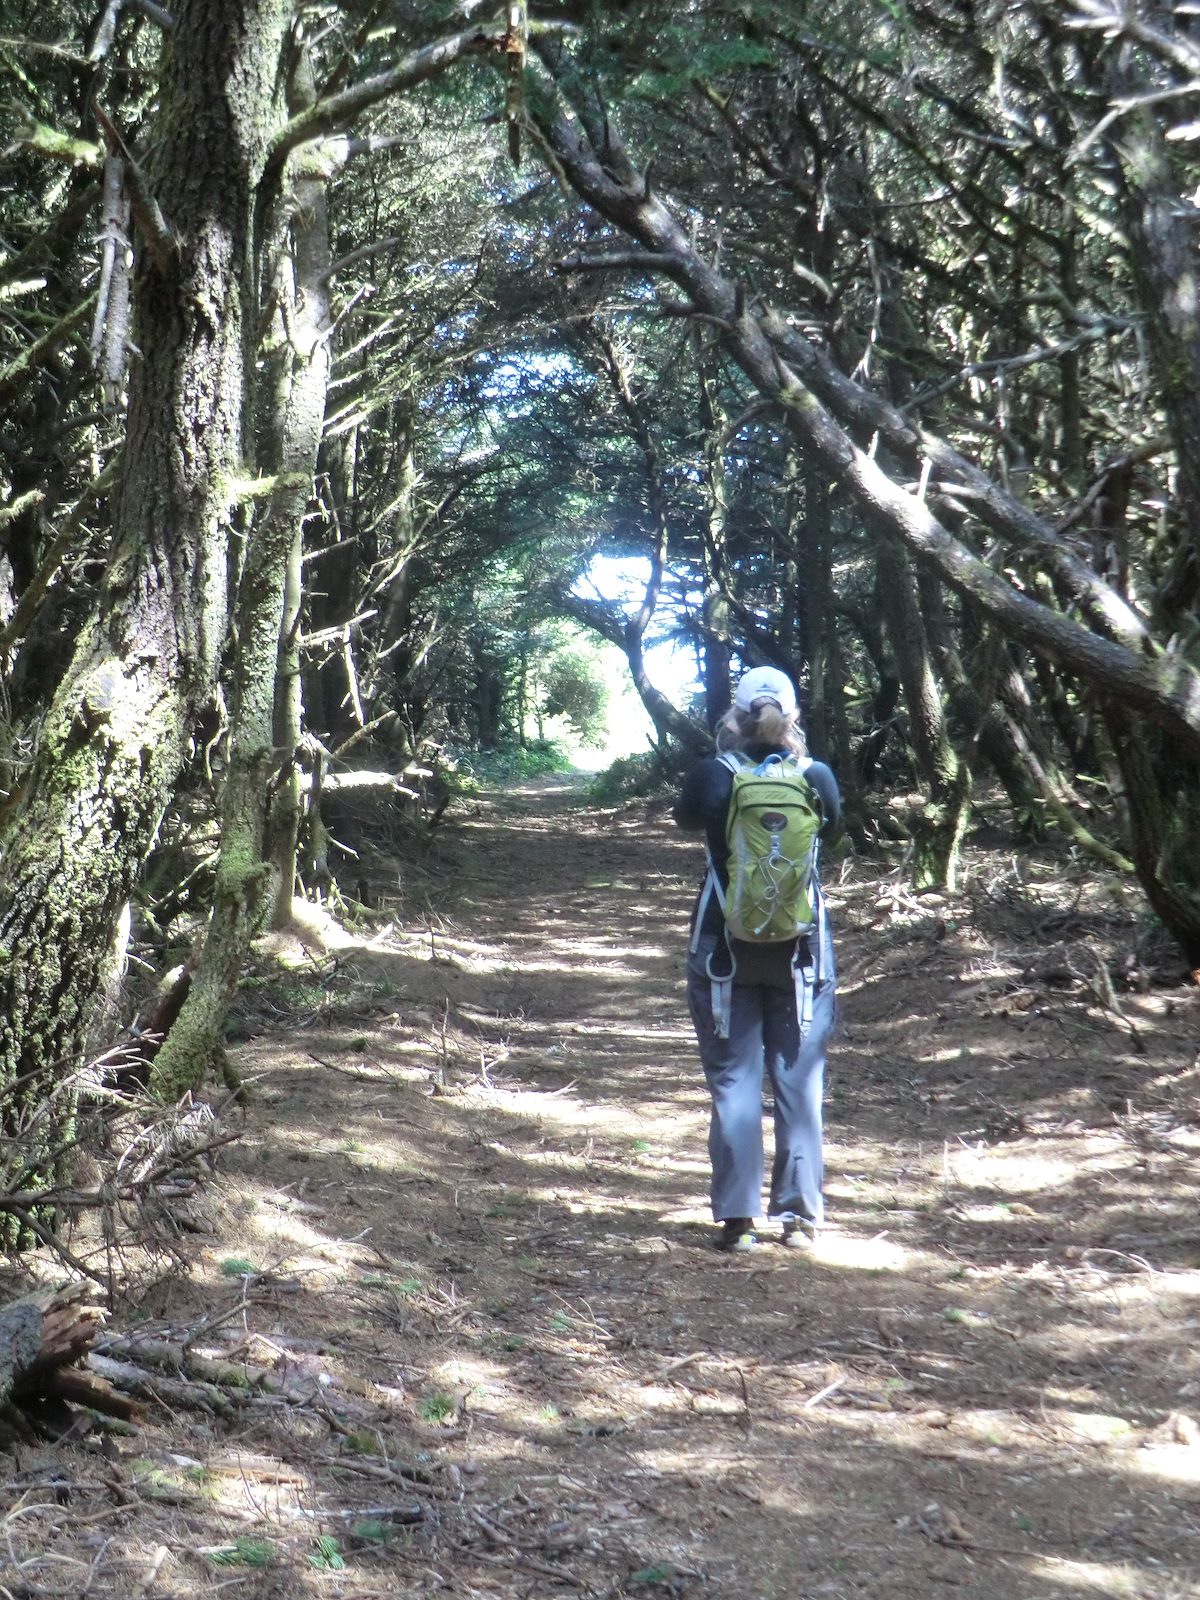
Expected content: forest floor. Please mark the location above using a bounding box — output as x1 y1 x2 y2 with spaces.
5 776 1200 1600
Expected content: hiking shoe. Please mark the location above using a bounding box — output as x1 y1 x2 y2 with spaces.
717 1218 757 1253
780 1217 818 1251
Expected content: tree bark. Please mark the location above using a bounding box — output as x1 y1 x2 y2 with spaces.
267 523 305 929
1112 107 1200 620
151 68 334 1100
875 534 970 889
1103 707 1200 974
0 0 294 1200
697 341 732 731
0 1284 139 1433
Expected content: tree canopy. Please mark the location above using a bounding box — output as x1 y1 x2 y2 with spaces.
1 0 1199 1211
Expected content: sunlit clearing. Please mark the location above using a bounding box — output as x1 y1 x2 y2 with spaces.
571 554 703 766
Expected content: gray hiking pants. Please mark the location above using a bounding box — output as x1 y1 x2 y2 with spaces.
686 934 834 1226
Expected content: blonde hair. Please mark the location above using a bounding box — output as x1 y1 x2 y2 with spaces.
715 700 807 756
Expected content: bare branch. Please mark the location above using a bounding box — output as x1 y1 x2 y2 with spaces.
530 97 1200 756
1061 0 1200 77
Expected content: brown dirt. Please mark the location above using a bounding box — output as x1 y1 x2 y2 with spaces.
4 777 1200 1599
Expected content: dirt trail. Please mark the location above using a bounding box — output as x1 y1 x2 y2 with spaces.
6 780 1200 1599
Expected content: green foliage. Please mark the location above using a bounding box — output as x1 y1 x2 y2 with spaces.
352 1518 393 1544
587 750 673 802
310 1535 346 1571
628 33 777 99
219 1257 256 1276
359 1271 423 1294
456 740 573 785
540 648 609 744
630 1563 679 1587
208 1538 274 1569
419 1391 456 1422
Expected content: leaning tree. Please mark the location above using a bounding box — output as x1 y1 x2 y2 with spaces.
521 1 1200 952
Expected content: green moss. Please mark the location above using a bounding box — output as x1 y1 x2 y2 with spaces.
148 1028 223 1101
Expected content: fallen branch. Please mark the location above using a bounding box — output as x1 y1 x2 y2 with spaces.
0 1283 143 1431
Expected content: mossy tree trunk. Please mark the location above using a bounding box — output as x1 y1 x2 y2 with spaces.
1111 104 1200 621
1104 707 1200 975
0 0 294 1196
267 522 305 932
697 339 732 732
875 534 971 890
800 471 864 835
150 58 334 1102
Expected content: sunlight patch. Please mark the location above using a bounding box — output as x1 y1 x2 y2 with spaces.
815 1232 910 1272
1026 1556 1146 1596
941 1146 1081 1193
1124 1424 1200 1485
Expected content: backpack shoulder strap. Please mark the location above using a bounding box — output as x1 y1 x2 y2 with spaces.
740 751 813 779
692 752 741 951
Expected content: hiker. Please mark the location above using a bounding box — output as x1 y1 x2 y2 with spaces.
674 666 841 1253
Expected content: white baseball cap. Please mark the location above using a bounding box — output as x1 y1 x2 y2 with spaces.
734 666 798 716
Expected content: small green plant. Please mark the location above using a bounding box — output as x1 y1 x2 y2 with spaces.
208 1537 274 1569
503 1333 527 1352
419 1392 456 1423
942 1305 968 1323
276 978 330 1011
352 1518 392 1544
219 1257 256 1277
310 1535 345 1571
345 1432 378 1455
359 1271 421 1294
538 1401 559 1422
548 1309 572 1333
630 1563 678 1587
630 1138 651 1154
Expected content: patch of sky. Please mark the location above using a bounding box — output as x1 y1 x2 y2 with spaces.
481 351 582 395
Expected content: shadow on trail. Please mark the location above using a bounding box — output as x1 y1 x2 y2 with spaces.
179 781 1200 1599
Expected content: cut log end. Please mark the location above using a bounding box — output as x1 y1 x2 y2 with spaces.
0 1283 127 1433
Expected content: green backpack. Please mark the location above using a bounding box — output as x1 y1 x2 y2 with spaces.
719 751 823 941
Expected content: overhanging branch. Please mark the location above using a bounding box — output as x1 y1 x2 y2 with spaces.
529 94 1200 758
